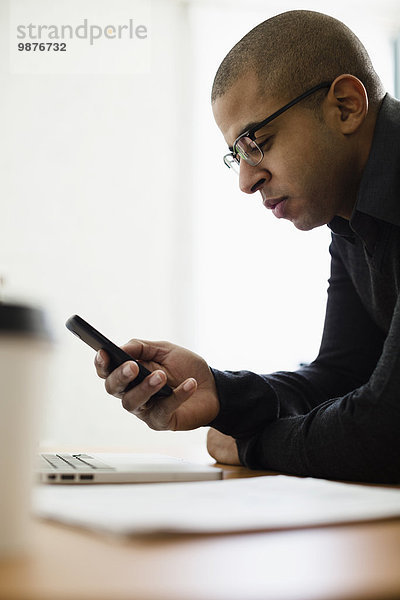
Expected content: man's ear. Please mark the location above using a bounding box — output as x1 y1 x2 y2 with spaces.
324 75 368 134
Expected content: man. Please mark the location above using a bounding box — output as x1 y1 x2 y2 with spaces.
95 10 400 483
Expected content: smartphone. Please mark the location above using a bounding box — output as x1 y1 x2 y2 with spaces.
65 314 173 399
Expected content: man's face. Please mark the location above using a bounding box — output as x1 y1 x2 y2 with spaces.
212 72 358 231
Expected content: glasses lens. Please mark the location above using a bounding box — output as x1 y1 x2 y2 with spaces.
235 136 262 166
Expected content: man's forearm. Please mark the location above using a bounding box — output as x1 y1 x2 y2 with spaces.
238 294 400 484
237 386 400 483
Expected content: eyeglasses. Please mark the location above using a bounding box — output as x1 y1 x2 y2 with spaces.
223 81 332 174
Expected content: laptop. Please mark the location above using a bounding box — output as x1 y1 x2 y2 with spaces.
37 452 223 484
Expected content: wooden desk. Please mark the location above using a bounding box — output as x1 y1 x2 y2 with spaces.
1 464 400 600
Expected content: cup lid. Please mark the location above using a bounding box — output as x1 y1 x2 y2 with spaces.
0 303 51 339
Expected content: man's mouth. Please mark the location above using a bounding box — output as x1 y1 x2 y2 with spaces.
262 196 288 217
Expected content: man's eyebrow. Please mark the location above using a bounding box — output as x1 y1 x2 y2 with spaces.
240 121 263 134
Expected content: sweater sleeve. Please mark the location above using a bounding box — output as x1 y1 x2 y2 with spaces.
237 294 400 483
209 238 398 483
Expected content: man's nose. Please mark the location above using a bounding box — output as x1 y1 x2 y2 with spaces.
239 160 271 194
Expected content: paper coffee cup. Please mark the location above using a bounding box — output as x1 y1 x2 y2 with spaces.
0 303 52 557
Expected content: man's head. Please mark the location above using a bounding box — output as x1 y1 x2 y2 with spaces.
211 10 385 231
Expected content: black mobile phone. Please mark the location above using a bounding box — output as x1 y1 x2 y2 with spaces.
65 314 173 399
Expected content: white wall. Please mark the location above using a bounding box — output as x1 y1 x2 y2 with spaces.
0 0 205 453
1 0 399 454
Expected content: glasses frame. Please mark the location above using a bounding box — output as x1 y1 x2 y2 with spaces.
223 81 332 171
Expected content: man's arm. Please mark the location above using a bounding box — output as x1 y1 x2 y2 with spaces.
210 240 400 483
209 239 386 437
95 238 396 481
236 300 400 482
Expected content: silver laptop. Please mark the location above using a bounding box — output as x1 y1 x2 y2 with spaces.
37 452 223 484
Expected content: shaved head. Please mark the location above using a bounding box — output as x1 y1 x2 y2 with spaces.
211 10 384 109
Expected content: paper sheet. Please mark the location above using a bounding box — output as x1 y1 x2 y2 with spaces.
33 475 400 535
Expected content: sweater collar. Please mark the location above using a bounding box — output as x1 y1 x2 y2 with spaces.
328 93 400 253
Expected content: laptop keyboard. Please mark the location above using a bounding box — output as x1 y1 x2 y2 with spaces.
37 453 116 482
39 453 115 471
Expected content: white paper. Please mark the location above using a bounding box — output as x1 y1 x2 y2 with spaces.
33 475 400 536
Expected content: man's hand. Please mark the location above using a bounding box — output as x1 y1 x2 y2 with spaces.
95 339 220 431
207 428 241 465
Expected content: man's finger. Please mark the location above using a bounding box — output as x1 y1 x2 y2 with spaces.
104 360 139 398
120 369 169 412
121 339 170 364
150 378 198 430
124 377 197 430
94 349 110 379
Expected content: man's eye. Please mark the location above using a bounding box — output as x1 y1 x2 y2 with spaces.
257 136 272 150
